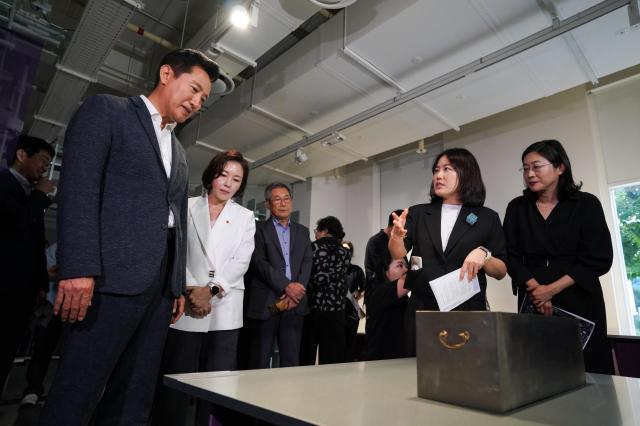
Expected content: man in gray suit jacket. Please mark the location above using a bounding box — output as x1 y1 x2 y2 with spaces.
244 183 312 368
40 49 219 425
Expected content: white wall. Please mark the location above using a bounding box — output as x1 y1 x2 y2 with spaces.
308 165 376 268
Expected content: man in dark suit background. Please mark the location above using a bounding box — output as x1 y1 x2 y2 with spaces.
40 49 219 425
0 135 54 398
244 182 312 368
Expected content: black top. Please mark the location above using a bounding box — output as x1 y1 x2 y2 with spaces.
308 237 350 312
0 169 51 294
503 191 614 374
401 201 507 355
364 275 408 360
364 230 390 288
403 201 507 310
345 264 365 321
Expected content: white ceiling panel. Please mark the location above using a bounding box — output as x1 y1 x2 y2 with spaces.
345 0 547 89
570 8 640 78
340 101 450 156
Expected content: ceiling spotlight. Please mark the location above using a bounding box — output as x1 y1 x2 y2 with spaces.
416 139 427 154
230 1 260 29
295 148 309 164
320 131 346 147
230 5 250 29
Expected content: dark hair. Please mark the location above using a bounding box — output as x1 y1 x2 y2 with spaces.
155 49 219 87
384 257 409 273
264 182 292 201
521 139 582 200
201 150 250 198
387 209 404 228
12 135 54 165
316 216 345 240
429 148 486 207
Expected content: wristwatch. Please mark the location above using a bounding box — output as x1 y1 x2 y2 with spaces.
478 246 492 261
207 282 223 297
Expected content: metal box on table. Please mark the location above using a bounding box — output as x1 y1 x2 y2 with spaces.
416 311 585 413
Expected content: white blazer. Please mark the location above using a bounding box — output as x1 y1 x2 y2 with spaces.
172 195 255 332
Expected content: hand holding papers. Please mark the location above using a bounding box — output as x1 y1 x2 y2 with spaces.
429 268 480 312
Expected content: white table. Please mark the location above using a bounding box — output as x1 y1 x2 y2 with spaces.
164 358 640 425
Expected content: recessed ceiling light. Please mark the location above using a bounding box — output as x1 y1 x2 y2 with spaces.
230 5 250 29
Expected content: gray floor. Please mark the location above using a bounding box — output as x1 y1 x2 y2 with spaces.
0 358 57 426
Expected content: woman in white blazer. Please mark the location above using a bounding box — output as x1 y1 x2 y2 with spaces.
153 150 255 426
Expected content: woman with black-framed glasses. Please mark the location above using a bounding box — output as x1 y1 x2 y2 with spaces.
504 139 614 374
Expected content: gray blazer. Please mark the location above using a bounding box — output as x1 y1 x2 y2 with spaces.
56 95 188 297
244 218 313 320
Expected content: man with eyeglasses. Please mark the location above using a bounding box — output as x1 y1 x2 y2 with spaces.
0 134 55 397
244 182 312 368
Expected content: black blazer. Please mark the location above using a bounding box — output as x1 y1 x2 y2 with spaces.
403 201 507 311
0 169 51 293
244 218 313 320
56 95 189 297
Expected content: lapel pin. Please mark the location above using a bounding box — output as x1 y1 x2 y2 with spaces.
466 213 478 226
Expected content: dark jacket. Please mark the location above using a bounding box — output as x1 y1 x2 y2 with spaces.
402 201 507 355
503 191 613 374
0 169 51 293
56 95 189 297
245 219 313 320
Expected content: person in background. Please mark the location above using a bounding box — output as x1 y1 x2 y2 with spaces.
503 139 614 374
364 210 404 288
389 148 507 355
341 241 365 362
153 150 255 425
364 257 409 361
300 216 350 365
0 134 54 399
244 183 313 369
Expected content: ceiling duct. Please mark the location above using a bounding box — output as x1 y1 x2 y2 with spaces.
29 0 137 142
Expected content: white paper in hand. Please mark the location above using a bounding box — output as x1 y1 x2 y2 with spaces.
429 268 480 312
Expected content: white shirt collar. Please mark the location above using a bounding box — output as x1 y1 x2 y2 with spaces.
139 95 177 132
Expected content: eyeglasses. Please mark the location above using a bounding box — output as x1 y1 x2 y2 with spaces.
519 162 552 174
270 196 291 204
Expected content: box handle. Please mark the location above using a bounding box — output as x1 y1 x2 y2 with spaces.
438 330 470 349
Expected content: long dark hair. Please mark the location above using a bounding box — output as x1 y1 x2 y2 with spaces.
429 148 486 207
201 149 250 198
522 139 582 200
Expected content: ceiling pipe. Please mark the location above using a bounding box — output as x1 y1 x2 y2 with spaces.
126 22 176 50
250 0 632 170
537 0 599 85
341 8 460 132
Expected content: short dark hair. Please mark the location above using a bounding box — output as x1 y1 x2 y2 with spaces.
387 209 404 228
316 216 345 240
201 150 250 198
155 49 219 87
522 139 582 200
264 182 292 201
430 148 486 207
12 134 54 165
